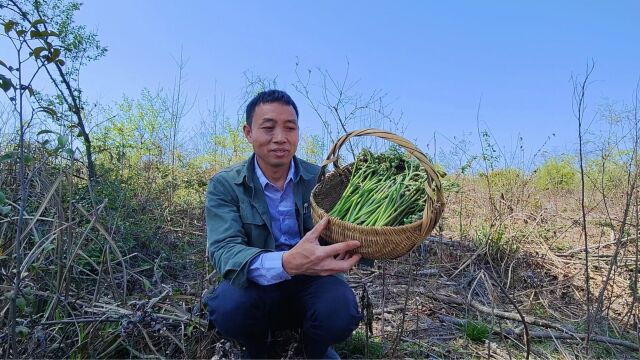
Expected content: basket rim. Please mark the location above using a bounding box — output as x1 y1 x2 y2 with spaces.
316 128 445 235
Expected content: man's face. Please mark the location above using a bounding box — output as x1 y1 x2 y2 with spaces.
243 102 299 171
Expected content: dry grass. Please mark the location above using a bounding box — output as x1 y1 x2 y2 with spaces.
2 156 639 359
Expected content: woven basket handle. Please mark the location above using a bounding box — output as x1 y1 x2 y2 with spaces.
318 128 443 235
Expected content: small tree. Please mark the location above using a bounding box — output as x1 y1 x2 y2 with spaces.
1 0 106 182
293 60 405 161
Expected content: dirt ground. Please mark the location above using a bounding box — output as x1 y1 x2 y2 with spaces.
203 231 639 359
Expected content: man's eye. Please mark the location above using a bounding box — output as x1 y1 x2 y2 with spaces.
262 127 274 130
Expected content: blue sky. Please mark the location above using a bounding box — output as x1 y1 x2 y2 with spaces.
70 1 640 166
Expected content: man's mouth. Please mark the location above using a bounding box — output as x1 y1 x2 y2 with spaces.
272 149 288 156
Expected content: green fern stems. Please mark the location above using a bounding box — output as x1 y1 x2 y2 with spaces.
329 147 429 227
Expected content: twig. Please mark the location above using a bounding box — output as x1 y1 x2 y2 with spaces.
373 304 405 315
388 251 415 358
77 204 128 303
136 323 166 360
400 336 448 359
485 270 531 359
573 61 594 352
38 318 121 325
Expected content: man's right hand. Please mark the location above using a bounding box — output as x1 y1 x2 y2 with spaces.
282 217 362 276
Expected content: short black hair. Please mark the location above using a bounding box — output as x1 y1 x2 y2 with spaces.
245 89 299 127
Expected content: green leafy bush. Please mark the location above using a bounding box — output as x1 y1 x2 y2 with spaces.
585 153 628 195
484 167 526 193
533 156 578 191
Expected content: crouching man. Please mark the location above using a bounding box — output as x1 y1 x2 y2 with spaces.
205 89 362 359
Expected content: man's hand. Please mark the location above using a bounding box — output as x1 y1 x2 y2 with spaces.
283 217 362 276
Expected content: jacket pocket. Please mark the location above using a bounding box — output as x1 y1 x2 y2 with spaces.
239 202 270 247
239 202 264 225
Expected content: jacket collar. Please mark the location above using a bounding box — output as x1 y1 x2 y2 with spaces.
254 157 296 190
233 153 315 186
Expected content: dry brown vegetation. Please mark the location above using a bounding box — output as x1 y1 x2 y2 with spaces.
2 2 640 357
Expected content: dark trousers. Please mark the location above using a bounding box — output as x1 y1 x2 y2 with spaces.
206 275 362 359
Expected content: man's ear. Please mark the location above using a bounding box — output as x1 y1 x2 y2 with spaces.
243 123 253 144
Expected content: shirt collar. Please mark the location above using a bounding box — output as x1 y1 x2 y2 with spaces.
254 157 296 190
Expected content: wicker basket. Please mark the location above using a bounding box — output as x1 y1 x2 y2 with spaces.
310 129 445 259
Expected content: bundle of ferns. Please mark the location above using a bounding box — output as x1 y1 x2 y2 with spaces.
329 147 428 227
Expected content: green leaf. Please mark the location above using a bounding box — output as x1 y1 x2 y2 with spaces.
142 278 151 291
0 74 14 92
23 153 33 165
31 18 46 27
0 59 8 70
16 325 29 337
40 107 57 117
29 29 41 39
0 191 6 205
16 297 26 312
48 48 61 63
3 20 16 34
0 151 16 163
56 59 65 67
57 135 68 148
32 46 47 59
37 129 57 136
15 29 26 37
0 206 11 216
63 148 74 157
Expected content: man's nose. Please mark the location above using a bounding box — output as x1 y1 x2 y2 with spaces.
272 128 286 143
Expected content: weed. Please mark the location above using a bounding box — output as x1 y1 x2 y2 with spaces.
399 341 428 358
336 330 385 359
474 226 519 260
464 319 490 342
528 303 550 318
590 343 616 358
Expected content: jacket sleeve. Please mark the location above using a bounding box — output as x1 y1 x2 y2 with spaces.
206 175 264 287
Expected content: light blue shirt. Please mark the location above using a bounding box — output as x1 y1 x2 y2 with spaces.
247 158 301 285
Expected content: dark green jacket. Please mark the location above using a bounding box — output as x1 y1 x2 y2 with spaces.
205 154 320 288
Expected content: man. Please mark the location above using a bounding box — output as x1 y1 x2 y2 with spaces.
205 89 363 359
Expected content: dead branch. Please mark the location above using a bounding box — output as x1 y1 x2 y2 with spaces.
561 235 637 256
426 292 574 333
438 315 639 352
524 330 639 352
